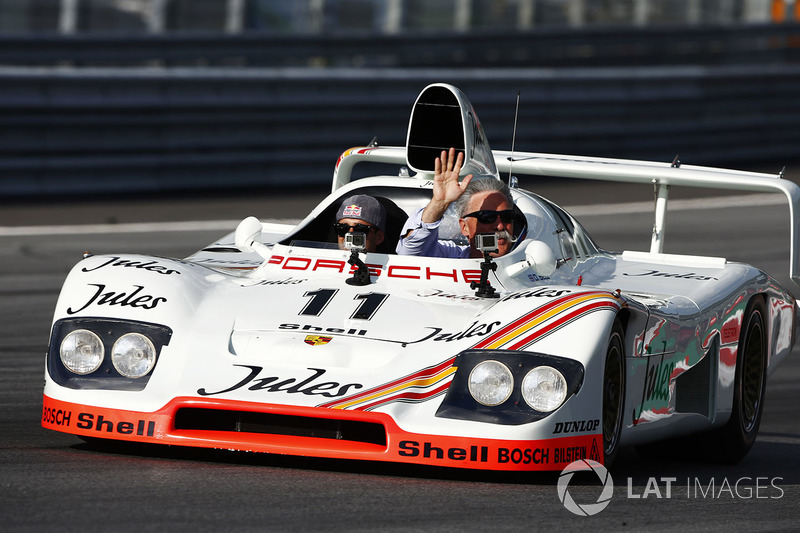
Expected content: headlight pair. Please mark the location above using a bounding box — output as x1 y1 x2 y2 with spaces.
48 318 172 391
436 350 584 425
60 329 156 378
468 360 567 412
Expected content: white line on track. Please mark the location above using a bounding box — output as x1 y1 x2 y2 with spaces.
0 219 299 237
0 193 785 237
565 192 785 217
0 220 243 237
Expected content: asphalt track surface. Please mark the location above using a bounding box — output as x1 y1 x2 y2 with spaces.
2 171 800 532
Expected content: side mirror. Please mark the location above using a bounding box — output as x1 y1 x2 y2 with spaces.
524 240 557 277
503 240 558 279
234 216 272 260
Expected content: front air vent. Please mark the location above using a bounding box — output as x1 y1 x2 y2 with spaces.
675 337 714 418
174 408 387 446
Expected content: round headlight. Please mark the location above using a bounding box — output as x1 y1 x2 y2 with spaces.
522 366 568 412
468 360 514 406
111 333 157 378
60 329 104 375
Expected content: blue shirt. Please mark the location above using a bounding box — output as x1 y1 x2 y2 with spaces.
395 207 470 258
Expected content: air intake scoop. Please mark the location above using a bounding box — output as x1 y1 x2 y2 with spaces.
406 83 499 180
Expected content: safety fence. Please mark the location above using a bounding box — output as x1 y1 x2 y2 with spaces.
1 25 799 197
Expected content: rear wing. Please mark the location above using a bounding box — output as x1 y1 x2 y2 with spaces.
332 146 800 286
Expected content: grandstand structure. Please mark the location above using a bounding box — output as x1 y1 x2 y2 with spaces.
0 0 797 35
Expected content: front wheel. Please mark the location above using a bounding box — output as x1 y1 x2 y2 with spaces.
602 318 626 468
709 297 768 463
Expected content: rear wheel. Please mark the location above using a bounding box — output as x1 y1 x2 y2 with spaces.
602 318 625 468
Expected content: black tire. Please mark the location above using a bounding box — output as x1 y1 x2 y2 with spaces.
602 318 626 468
77 435 114 448
708 296 768 463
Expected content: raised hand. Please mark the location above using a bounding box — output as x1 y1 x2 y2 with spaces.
422 148 473 223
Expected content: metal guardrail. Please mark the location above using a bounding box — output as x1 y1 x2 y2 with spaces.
1 26 799 197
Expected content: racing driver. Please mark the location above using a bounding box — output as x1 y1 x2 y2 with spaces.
334 194 386 253
396 147 515 258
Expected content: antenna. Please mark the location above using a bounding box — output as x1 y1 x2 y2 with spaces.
508 90 520 185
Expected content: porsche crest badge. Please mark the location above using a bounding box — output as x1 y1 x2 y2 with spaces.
304 335 332 346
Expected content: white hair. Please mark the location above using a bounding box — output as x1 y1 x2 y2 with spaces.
454 178 513 217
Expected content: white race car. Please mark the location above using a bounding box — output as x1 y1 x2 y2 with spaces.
43 83 798 471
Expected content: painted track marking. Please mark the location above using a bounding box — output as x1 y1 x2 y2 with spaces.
0 193 784 236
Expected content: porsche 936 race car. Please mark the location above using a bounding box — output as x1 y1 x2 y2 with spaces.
42 83 799 471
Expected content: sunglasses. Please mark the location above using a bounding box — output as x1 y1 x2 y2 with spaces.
334 222 374 237
463 209 515 224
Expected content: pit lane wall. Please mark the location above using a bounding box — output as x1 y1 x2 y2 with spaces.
2 26 799 197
